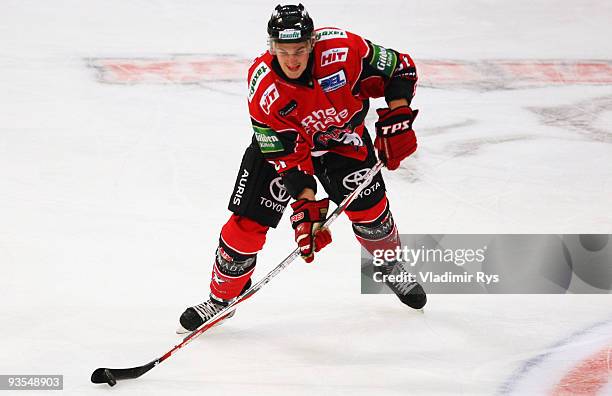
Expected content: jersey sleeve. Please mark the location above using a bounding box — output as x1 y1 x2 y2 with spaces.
355 38 418 104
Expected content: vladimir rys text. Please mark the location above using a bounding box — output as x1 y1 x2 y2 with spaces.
374 271 500 285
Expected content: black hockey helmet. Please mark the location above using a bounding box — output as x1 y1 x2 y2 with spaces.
267 4 314 44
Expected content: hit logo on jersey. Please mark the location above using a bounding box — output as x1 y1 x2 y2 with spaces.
260 84 279 114
321 48 349 67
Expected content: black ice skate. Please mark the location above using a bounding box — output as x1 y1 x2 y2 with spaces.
380 262 427 310
177 279 252 334
177 296 235 334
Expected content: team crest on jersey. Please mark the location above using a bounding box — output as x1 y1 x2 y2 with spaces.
320 47 349 67
260 83 279 114
316 28 348 41
314 127 363 148
317 70 347 92
248 62 270 102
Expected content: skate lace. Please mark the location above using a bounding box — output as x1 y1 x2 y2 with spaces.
395 280 418 295
193 301 223 320
385 262 418 295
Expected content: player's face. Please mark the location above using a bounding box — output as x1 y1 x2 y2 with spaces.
273 41 312 79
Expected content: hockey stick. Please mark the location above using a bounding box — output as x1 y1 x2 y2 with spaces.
91 160 384 387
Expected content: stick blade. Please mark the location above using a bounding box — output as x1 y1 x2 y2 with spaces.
91 368 117 386
91 361 156 386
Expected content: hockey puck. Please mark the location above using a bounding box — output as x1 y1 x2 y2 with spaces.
91 368 117 387
103 369 117 387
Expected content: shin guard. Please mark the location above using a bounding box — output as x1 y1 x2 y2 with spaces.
210 215 268 301
349 199 400 254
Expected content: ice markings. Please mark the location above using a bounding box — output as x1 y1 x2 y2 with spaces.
528 95 612 143
445 135 537 157
86 57 612 90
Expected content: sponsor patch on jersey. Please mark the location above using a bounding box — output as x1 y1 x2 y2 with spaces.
316 28 348 42
259 83 279 114
369 43 398 77
278 100 297 117
301 106 350 134
320 47 349 67
253 125 284 153
248 62 270 102
317 70 347 93
279 29 301 40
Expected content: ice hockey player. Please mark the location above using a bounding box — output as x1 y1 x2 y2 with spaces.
177 3 427 333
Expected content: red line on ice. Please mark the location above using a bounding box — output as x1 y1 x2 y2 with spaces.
551 345 611 396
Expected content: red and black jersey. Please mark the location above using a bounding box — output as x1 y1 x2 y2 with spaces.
247 27 417 197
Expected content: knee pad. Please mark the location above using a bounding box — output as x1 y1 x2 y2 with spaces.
345 194 389 224
211 215 266 301
215 239 257 277
351 202 400 254
221 214 268 255
210 239 257 301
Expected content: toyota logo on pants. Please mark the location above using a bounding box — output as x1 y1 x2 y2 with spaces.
269 177 291 202
342 168 372 191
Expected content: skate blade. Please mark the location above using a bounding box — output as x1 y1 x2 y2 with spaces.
175 325 191 335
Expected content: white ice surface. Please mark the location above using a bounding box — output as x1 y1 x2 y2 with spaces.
1 1 611 395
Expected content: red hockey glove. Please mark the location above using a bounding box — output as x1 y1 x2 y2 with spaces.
374 106 419 170
290 198 332 263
